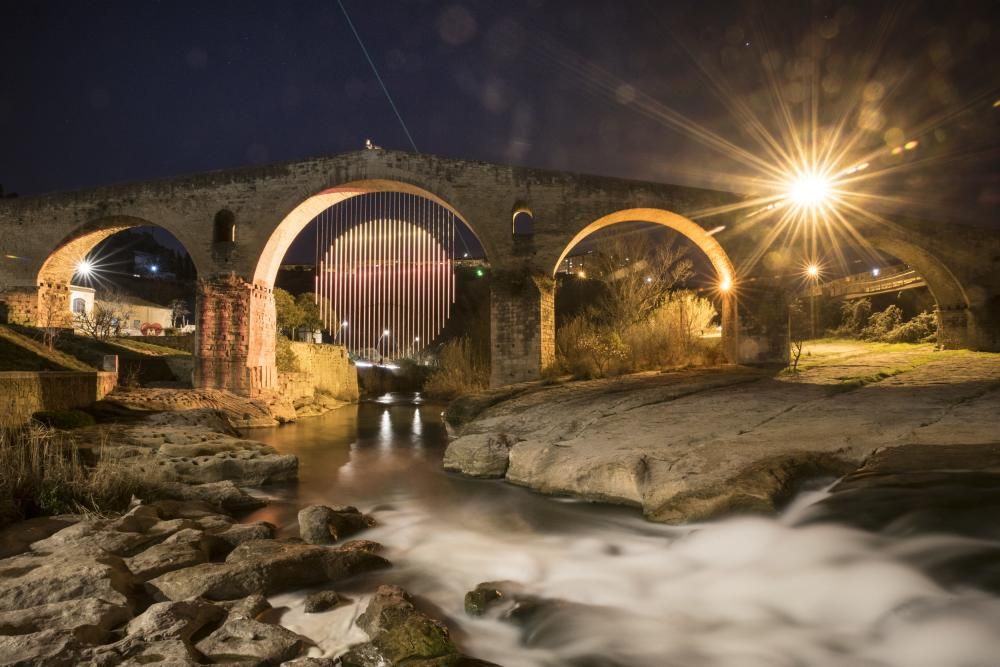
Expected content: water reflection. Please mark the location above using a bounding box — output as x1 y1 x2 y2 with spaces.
244 395 1000 667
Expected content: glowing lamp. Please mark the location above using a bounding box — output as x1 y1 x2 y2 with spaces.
806 264 820 278
76 259 94 277
788 173 831 207
720 276 732 292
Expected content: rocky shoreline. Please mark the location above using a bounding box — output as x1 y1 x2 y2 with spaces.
0 399 489 666
443 344 1000 523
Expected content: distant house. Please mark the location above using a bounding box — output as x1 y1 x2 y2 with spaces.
102 294 173 335
69 287 172 336
69 285 96 317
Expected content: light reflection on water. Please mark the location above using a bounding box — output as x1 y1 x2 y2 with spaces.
244 395 1000 667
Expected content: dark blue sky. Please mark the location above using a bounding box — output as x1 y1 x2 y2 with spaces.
1 0 997 229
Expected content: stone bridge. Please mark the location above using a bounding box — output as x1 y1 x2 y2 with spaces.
1 149 997 395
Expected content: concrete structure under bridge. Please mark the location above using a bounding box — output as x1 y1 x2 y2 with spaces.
1 150 998 395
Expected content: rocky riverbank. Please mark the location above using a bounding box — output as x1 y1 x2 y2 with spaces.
443 342 1000 523
0 407 483 666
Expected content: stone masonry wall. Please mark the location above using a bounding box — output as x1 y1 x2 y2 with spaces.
490 277 555 387
285 342 359 402
0 371 117 426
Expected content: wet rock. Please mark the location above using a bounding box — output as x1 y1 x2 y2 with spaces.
0 597 131 644
160 480 268 513
147 539 390 601
303 590 341 613
281 658 339 666
195 616 310 665
463 582 506 617
340 585 459 667
645 452 858 523
123 599 225 643
442 433 516 478
0 549 136 611
220 594 272 620
298 505 374 544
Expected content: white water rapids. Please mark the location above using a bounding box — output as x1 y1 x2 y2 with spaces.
247 399 1000 667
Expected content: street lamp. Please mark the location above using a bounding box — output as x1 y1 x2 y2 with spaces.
788 173 832 208
75 259 94 278
376 329 390 361
805 264 821 338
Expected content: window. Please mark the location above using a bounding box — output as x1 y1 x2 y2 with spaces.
512 210 534 236
214 209 237 243
72 298 86 314
133 320 141 330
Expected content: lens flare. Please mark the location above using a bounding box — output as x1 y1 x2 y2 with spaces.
75 259 94 277
788 173 832 208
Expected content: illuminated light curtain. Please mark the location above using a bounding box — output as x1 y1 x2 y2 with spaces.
314 192 456 359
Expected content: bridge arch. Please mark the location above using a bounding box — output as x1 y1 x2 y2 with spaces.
826 223 973 348
24 215 202 331
253 179 486 289
550 207 739 363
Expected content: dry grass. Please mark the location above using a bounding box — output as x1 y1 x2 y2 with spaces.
424 337 490 399
0 425 164 527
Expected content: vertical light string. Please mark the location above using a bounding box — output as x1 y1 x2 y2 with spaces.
311 192 455 360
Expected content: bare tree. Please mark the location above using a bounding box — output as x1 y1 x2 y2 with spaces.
76 291 132 340
169 298 190 328
586 230 694 328
36 291 66 350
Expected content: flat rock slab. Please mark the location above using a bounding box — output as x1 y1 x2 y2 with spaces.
444 345 1000 523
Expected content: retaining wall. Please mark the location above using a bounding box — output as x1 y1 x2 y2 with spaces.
0 371 117 426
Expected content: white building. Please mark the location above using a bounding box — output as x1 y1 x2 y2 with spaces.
69 285 96 317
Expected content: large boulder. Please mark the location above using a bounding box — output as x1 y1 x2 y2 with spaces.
0 628 81 667
125 540 208 580
442 434 516 478
340 585 459 667
159 480 267 513
0 549 136 612
298 505 374 545
123 599 225 643
0 597 131 644
147 539 390 601
195 617 310 665
303 590 341 613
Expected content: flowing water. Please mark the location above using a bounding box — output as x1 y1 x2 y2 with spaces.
244 395 1000 667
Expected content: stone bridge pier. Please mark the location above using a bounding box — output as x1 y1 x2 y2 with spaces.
1 149 997 397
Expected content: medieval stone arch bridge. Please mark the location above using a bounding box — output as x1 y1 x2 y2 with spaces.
1 150 997 395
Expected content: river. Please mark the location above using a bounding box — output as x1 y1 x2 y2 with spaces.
244 394 1000 667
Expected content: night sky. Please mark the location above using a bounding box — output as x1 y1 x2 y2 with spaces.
1 0 997 234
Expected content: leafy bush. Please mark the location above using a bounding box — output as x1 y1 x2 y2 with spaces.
882 310 937 343
0 425 163 527
831 298 872 337
861 304 904 340
424 337 489 399
31 409 95 430
275 335 300 372
556 292 720 379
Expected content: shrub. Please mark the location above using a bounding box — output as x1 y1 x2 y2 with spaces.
424 337 489 399
621 292 717 370
275 335 299 372
31 409 95 430
882 310 937 343
861 304 903 340
0 425 163 527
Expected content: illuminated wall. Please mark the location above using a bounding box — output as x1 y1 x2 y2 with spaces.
314 192 455 359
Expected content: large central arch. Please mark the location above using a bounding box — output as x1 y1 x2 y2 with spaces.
211 179 488 395
254 179 484 290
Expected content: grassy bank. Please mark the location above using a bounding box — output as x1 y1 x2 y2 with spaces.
0 425 163 528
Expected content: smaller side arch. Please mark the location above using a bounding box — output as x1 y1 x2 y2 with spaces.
552 208 735 286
